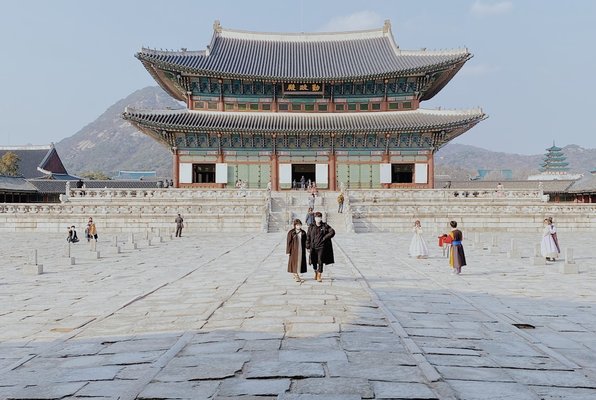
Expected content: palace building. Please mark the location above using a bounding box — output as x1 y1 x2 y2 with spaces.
123 20 486 190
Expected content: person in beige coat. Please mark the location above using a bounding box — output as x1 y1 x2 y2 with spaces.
286 219 307 283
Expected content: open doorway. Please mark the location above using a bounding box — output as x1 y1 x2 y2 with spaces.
292 164 316 189
391 163 414 183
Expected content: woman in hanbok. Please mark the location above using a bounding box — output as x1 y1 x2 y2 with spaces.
448 220 466 274
541 218 560 261
286 219 307 283
409 220 428 258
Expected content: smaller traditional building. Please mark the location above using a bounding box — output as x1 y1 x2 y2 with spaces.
0 144 77 180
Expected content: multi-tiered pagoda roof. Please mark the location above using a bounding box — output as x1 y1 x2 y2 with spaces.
540 143 569 172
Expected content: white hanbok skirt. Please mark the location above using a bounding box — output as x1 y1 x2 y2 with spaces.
541 235 559 258
409 233 429 257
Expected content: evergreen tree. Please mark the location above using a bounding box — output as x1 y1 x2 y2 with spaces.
0 151 20 176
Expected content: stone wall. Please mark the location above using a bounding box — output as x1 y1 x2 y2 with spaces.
0 189 270 233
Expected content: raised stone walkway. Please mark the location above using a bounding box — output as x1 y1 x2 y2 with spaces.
1 231 595 399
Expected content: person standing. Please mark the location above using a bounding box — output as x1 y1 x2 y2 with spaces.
409 220 428 259
175 214 184 237
286 219 307 283
448 220 466 274
300 176 306 190
541 217 560 261
306 212 335 282
337 192 345 213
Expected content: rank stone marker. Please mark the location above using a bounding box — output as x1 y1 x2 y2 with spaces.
561 247 578 274
532 243 546 265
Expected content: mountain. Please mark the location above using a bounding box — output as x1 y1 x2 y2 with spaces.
56 86 183 177
435 143 596 180
56 85 596 180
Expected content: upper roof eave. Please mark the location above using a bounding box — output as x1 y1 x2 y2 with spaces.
136 51 471 82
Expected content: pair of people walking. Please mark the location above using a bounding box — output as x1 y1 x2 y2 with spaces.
286 212 335 283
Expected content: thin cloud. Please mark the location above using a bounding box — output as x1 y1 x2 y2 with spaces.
320 11 384 32
470 1 513 17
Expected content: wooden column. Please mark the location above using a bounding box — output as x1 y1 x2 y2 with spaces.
172 148 180 188
216 139 225 189
186 91 193 110
218 79 224 111
271 152 279 191
428 152 435 189
329 152 337 191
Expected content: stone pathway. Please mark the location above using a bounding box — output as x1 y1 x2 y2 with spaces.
0 231 595 399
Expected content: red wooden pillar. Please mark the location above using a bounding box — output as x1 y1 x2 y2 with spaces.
271 152 279 191
187 91 193 110
428 152 435 189
329 152 337 191
172 148 180 188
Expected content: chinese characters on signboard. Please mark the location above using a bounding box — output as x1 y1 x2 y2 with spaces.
284 83 323 93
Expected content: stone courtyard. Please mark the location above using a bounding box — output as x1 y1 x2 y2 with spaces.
1 230 595 399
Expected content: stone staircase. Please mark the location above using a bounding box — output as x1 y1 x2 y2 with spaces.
267 191 351 233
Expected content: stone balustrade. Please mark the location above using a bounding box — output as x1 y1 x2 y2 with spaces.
0 190 270 233
2 188 594 233
67 188 268 201
348 189 596 232
348 188 545 203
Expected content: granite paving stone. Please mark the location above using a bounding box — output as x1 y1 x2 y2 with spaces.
1 232 596 398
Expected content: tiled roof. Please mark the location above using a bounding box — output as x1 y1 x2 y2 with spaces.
567 174 596 193
123 108 486 135
28 180 166 194
0 145 68 178
136 21 471 81
0 175 38 193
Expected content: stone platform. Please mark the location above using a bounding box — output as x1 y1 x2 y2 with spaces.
1 232 596 399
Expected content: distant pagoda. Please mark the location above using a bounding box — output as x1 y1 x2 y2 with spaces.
540 142 569 173
528 142 581 181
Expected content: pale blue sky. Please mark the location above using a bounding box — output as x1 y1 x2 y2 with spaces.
0 0 595 154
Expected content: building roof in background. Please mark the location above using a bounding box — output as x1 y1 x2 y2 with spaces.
28 179 166 194
0 175 38 193
0 145 69 179
567 174 596 193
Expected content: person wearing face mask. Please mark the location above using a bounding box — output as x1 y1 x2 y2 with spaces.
306 212 335 282
286 219 307 283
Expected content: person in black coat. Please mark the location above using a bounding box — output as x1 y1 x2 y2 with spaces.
286 219 307 283
306 212 335 282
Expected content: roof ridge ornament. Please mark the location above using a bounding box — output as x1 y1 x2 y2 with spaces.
213 20 222 33
383 19 391 34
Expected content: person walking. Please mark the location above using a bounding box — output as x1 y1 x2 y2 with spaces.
308 193 316 209
409 220 428 258
305 207 315 226
306 212 335 282
448 220 466 274
337 192 345 213
87 217 97 242
286 219 307 283
175 214 184 237
541 217 560 261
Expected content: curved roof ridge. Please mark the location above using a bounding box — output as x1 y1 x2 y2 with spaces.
398 48 469 56
140 47 206 56
215 20 391 43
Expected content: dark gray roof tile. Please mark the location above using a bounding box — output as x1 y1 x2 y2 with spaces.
123 108 486 134
137 24 470 81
